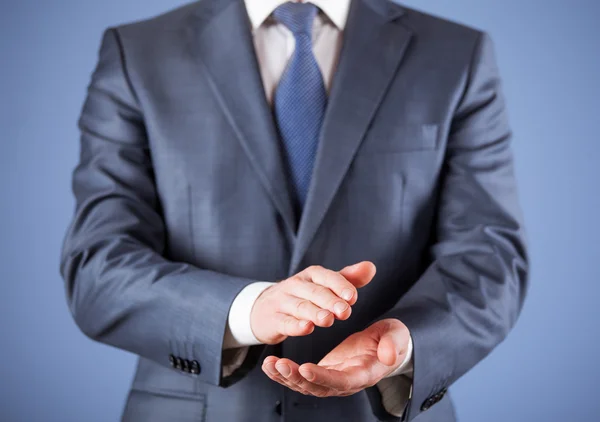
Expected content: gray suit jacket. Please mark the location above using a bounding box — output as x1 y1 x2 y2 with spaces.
60 0 528 420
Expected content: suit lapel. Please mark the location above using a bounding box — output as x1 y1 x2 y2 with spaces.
290 0 413 274
186 0 297 239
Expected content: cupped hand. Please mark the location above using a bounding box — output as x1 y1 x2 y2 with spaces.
261 318 410 397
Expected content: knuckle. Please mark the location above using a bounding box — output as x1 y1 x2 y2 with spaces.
273 299 283 312
280 317 293 333
283 277 299 288
295 299 310 313
286 316 296 328
336 276 351 290
311 284 327 297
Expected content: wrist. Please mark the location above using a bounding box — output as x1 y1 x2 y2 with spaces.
226 282 275 348
249 283 277 343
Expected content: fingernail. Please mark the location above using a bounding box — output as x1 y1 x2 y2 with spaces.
266 363 277 375
277 363 291 377
302 370 314 381
317 310 331 320
299 320 310 327
341 289 353 301
334 302 348 315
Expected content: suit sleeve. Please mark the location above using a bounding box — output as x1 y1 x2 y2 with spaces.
60 28 264 387
366 32 529 421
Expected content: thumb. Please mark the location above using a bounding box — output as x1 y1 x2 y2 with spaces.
377 332 399 367
376 319 410 367
377 333 402 366
339 261 376 288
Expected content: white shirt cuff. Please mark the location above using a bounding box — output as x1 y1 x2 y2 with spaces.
377 335 414 417
223 282 275 349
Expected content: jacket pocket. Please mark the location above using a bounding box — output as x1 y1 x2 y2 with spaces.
360 123 439 153
122 389 206 422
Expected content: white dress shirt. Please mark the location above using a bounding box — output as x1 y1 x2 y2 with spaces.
222 0 413 417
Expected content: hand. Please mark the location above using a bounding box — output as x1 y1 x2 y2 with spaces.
261 318 410 397
250 262 376 344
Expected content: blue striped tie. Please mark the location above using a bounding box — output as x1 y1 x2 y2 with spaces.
273 2 327 215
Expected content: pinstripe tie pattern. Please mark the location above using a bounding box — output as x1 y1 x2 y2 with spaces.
273 2 327 214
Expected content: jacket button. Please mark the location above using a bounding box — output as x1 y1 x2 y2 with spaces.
190 360 201 374
175 357 183 370
274 400 282 415
421 398 434 411
433 389 446 403
182 359 190 372
168 354 176 368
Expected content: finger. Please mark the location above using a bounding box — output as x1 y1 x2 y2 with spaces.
274 358 334 397
301 265 359 306
291 280 352 320
278 295 335 328
377 332 399 367
262 357 311 395
298 363 371 391
275 313 314 337
338 261 377 289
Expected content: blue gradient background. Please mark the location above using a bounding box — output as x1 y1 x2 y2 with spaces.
1 1 599 421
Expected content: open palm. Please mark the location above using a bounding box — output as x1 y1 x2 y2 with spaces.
262 318 410 397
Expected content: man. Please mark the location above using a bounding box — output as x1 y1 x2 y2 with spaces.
60 0 528 420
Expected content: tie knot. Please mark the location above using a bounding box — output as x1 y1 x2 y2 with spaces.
273 2 318 36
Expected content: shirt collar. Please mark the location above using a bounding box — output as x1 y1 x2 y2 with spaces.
245 0 351 31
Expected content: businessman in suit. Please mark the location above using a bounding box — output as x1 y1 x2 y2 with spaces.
60 0 528 420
